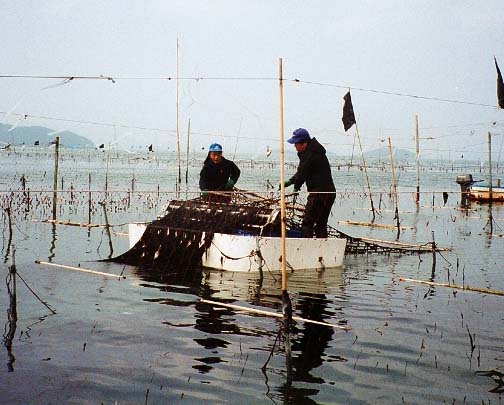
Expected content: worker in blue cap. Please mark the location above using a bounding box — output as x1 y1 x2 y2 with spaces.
283 128 336 238
199 142 241 197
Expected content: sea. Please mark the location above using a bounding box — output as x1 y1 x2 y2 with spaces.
1 147 503 404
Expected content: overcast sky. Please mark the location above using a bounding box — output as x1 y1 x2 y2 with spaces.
1 1 503 160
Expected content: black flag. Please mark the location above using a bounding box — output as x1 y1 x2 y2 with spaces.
495 57 504 109
148 144 153 152
99 143 104 149
342 91 356 131
34 140 39 146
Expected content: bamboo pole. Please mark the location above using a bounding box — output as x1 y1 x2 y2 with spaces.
35 260 125 279
43 219 106 228
358 236 440 249
104 147 110 198
338 220 413 230
399 277 504 297
278 58 292 326
355 123 376 221
388 137 400 234
5 246 18 371
100 201 114 256
185 117 191 184
200 299 351 330
488 132 493 201
488 132 494 234
232 116 243 161
415 114 420 205
52 136 60 221
5 203 13 261
176 38 182 184
88 173 92 225
278 58 287 293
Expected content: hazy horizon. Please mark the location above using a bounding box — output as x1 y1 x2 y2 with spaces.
1 1 503 161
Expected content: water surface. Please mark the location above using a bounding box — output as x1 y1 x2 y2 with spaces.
1 149 503 403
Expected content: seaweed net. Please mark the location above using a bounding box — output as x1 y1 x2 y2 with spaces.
111 191 288 268
111 189 438 270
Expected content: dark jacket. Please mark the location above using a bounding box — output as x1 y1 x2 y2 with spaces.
289 138 335 192
199 156 240 191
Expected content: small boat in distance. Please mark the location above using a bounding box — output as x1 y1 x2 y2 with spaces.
456 174 504 203
469 183 504 202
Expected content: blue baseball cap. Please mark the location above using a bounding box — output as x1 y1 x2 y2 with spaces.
287 128 311 144
209 143 223 152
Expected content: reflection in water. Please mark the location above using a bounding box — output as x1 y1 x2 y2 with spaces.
192 298 240 375
291 293 334 384
132 263 348 402
48 223 57 261
3 263 18 372
133 264 249 375
132 263 204 286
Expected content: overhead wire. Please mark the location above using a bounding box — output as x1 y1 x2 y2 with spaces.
0 74 500 109
1 74 502 161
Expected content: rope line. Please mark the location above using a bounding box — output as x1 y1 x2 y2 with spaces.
0 74 499 108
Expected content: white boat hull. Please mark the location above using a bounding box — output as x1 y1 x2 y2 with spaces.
469 186 504 202
128 223 346 272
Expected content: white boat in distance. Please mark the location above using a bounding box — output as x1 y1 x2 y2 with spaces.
469 184 504 202
456 174 504 203
128 222 347 272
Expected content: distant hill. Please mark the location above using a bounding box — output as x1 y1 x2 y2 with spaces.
0 123 95 148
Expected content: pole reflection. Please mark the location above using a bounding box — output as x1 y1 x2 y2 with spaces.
132 263 348 402
48 223 57 261
3 262 18 372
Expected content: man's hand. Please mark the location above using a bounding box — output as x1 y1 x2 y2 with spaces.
278 180 293 191
225 179 236 190
201 190 208 197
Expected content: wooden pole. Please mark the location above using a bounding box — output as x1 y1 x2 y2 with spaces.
99 201 114 257
399 277 504 297
52 136 60 221
488 132 493 201
200 299 351 330
88 173 92 226
355 123 376 221
350 131 357 167
185 118 191 184
176 38 182 184
488 132 493 234
278 58 287 293
388 137 400 235
5 247 17 371
4 203 13 262
415 114 420 205
232 116 243 161
278 58 292 326
104 148 110 198
35 260 125 279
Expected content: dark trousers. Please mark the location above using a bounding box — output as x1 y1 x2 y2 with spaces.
302 192 336 238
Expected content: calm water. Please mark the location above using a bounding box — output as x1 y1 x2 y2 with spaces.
1 149 503 404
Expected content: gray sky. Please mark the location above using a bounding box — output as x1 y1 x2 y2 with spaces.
1 0 503 160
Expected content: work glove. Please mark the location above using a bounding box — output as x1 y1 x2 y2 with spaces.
293 187 300 194
278 179 293 191
201 189 208 197
225 179 236 190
